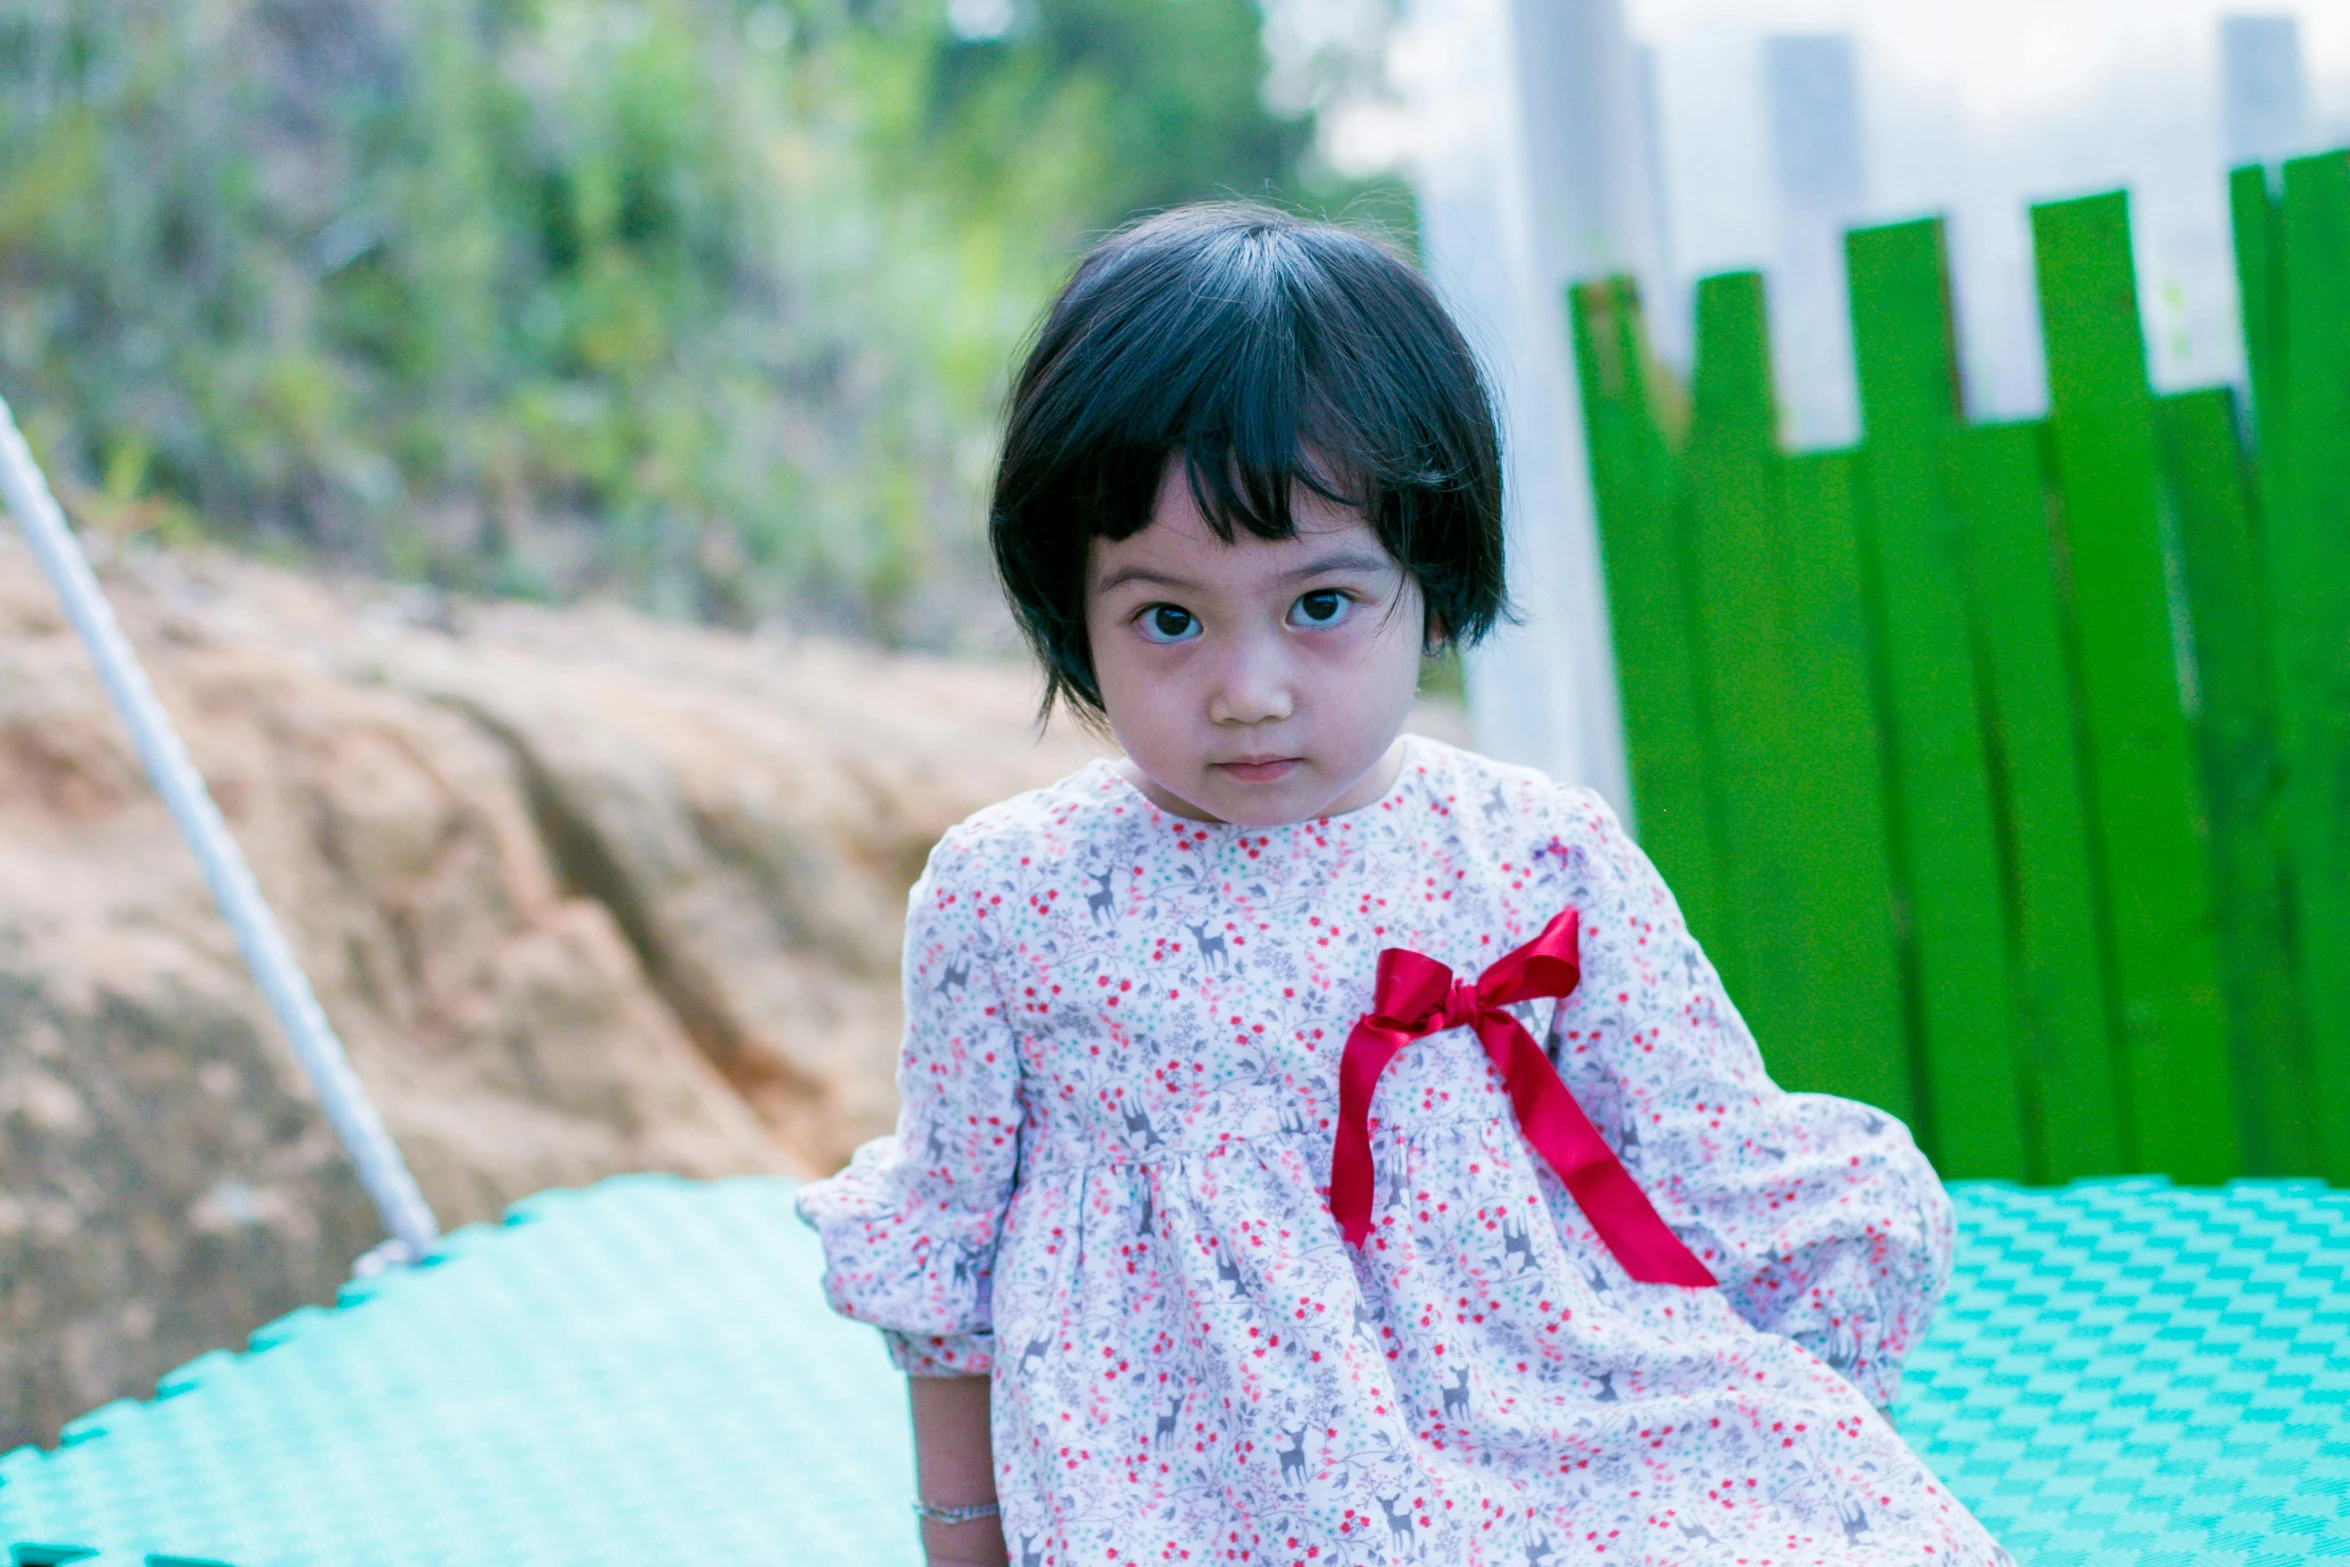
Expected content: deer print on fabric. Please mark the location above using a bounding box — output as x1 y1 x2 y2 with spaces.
1086 866 1118 926
1187 919 1230 975
1440 1368 1470 1422
1119 1099 1162 1152
1213 1245 1246 1301
1277 1424 1310 1486
1500 1213 1536 1273
947 1241 983 1291
1376 1492 1419 1557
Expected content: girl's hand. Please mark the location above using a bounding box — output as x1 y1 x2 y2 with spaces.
922 1528 1009 1567
911 1374 1007 1567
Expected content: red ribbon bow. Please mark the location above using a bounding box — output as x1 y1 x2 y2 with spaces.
1328 907 1717 1287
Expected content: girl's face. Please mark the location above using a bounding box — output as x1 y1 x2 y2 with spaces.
1085 460 1427 828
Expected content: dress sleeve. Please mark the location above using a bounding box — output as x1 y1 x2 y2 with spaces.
795 824 1024 1378
1538 790 1953 1409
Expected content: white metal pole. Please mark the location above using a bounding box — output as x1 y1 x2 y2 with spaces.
0 392 440 1263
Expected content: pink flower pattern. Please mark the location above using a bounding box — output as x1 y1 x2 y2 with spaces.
799 737 2007 1565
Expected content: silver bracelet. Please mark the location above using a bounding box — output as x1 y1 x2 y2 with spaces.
912 1498 1001 1527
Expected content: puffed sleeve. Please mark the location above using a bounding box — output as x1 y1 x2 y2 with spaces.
1538 789 1953 1409
796 824 1024 1377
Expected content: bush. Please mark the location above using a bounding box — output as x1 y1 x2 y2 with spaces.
0 0 1401 641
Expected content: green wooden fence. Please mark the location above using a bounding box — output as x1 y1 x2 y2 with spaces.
1570 152 2350 1184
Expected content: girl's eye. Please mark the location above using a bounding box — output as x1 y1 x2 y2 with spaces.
1139 605 1200 644
1289 589 1353 628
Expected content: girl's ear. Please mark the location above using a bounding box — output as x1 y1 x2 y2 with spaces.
1422 609 1450 656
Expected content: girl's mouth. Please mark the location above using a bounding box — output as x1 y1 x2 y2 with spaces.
1215 757 1302 784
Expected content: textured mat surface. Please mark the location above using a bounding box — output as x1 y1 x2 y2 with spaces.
0 1178 921 1567
4 1177 2348 1565
1901 1180 2350 1567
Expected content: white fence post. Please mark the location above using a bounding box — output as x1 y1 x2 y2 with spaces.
1407 0 1668 817
2221 14 2311 170
1763 32 1866 448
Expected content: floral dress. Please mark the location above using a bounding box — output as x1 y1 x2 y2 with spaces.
799 736 2007 1566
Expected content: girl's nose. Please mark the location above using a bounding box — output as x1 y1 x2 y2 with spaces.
1206 636 1295 727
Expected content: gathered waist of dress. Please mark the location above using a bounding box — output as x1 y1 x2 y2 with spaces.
1017 1057 1520 1175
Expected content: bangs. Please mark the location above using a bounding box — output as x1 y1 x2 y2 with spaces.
1170 377 1370 549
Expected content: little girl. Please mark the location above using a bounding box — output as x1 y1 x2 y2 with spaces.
801 205 2006 1567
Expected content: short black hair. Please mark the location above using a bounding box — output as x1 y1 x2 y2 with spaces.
989 202 1508 718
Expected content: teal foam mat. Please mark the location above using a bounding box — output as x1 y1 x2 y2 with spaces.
1902 1180 2350 1566
0 1178 920 1566
4 1177 2347 1565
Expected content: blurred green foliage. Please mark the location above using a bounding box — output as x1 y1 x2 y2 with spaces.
0 0 1402 638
